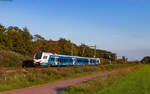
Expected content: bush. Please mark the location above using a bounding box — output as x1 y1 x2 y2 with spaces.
0 50 32 67
141 56 150 64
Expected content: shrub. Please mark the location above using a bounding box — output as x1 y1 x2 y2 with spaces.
0 50 32 67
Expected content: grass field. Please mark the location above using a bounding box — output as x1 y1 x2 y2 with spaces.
61 64 146 94
0 64 135 92
98 65 150 94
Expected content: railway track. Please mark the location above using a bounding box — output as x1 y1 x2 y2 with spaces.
0 67 49 73
0 64 125 73
0 65 81 73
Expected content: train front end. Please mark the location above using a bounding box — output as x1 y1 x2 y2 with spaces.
33 52 51 66
33 52 43 66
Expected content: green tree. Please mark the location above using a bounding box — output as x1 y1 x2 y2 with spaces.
58 38 72 55
141 56 150 64
0 24 118 60
0 24 6 49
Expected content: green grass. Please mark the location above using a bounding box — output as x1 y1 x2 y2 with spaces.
97 65 150 94
0 64 136 92
61 64 142 94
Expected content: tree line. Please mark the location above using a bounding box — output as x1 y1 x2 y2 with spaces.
0 24 116 61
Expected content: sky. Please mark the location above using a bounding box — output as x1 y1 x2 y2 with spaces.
0 0 150 60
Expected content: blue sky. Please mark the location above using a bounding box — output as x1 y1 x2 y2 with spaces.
0 0 150 60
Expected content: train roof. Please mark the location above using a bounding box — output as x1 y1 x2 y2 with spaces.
41 52 99 59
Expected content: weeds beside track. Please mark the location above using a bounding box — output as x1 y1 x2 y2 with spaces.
0 64 137 92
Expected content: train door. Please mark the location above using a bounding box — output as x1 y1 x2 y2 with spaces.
88 59 90 65
97 58 100 64
55 57 58 65
42 55 49 63
49 55 55 65
72 58 75 65
41 54 49 66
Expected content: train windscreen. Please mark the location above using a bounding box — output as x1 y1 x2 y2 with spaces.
34 52 42 59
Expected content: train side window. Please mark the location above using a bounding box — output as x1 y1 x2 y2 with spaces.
43 56 47 59
85 60 88 62
60 59 62 62
70 59 72 62
51 58 54 61
77 59 80 62
57 58 60 62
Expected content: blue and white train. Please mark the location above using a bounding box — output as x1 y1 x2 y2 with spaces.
33 52 100 66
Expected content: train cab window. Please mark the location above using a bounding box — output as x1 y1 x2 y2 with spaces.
35 52 42 59
43 56 47 59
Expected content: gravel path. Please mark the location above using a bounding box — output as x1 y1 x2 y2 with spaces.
0 68 131 94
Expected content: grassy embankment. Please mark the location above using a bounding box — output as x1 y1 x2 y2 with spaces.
61 64 149 94
0 63 136 92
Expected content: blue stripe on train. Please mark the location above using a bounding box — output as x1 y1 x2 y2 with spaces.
41 62 48 66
